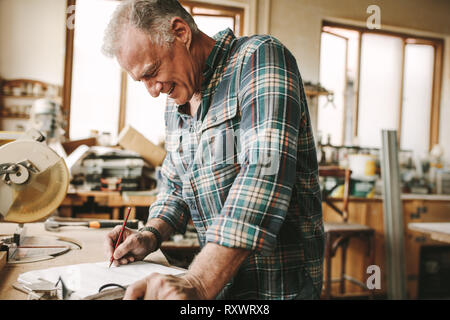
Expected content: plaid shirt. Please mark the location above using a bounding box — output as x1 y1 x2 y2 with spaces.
148 29 324 299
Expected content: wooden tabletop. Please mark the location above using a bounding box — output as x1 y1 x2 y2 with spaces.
0 222 169 299
408 222 450 244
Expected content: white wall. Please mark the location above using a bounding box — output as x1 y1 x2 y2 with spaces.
0 0 66 85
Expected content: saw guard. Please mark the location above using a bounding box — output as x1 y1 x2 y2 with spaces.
4 158 69 223
0 137 69 223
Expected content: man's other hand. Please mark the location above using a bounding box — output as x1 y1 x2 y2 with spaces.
123 273 207 300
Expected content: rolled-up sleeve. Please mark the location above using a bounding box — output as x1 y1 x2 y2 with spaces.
205 39 302 255
148 151 190 234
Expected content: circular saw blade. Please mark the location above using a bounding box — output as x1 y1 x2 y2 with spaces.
5 158 69 223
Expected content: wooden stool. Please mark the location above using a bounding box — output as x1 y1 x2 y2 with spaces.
320 166 376 299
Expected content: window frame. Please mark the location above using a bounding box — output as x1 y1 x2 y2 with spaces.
321 20 444 150
182 0 244 37
62 0 245 140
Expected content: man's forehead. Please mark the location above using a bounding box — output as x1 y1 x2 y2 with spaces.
117 26 161 80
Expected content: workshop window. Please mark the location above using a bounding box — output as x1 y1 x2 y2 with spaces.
182 1 244 37
66 0 244 145
318 22 443 159
69 0 122 141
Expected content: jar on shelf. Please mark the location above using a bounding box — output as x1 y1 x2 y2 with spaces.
2 84 11 95
33 83 43 96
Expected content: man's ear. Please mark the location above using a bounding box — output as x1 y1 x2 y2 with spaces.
170 17 192 49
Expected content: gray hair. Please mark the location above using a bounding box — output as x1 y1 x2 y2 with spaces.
102 0 199 57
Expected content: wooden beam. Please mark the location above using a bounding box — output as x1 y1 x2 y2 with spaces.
0 252 6 272
353 32 362 139
429 40 444 149
118 71 128 135
62 0 76 139
323 20 444 43
397 38 406 146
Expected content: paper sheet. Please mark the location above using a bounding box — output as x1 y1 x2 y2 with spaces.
17 261 185 299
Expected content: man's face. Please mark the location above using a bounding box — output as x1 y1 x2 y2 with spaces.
117 25 201 105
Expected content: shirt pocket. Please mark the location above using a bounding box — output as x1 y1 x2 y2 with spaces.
195 98 240 169
201 96 239 132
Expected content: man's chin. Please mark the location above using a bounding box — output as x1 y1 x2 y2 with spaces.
173 96 188 105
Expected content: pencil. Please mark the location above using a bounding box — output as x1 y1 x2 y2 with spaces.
109 206 132 268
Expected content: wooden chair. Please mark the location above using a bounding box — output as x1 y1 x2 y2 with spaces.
319 166 376 299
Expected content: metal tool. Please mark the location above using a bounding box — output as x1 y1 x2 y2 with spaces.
0 129 69 223
0 129 71 263
20 277 75 300
44 217 139 232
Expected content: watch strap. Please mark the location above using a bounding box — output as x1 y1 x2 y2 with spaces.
139 226 162 251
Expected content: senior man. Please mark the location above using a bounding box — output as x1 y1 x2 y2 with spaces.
103 0 324 300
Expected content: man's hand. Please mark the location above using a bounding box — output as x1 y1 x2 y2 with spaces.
104 226 155 266
123 243 249 300
123 273 207 300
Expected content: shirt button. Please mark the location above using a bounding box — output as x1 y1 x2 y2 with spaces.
212 116 217 122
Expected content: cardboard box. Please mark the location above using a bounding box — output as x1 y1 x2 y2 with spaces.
117 125 166 168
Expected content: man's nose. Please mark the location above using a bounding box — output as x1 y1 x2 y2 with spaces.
144 80 163 98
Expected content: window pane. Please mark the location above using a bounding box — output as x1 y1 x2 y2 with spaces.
318 32 347 145
70 0 121 140
322 27 360 145
193 16 234 37
357 33 403 148
125 76 167 145
400 44 434 158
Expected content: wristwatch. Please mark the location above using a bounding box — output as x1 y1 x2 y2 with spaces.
138 226 162 250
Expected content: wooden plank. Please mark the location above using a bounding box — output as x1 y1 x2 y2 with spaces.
75 213 111 220
0 223 170 299
118 71 128 135
62 0 76 139
0 252 6 272
429 40 444 149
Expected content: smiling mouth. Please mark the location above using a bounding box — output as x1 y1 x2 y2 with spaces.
167 83 175 96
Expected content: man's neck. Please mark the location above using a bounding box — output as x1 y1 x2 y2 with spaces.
189 31 216 93
188 31 216 117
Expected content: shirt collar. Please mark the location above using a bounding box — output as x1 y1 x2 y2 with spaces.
173 28 236 117
201 28 236 90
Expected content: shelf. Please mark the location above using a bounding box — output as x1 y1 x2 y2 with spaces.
0 79 63 131
305 89 333 97
0 115 29 119
1 94 53 99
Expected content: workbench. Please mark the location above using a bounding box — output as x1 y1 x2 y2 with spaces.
322 194 450 299
0 222 170 299
59 189 157 220
408 222 450 244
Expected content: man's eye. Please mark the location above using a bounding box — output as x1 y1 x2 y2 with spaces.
143 70 158 80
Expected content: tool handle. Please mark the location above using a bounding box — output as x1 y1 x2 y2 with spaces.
88 220 139 229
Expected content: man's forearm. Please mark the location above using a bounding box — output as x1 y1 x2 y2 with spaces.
183 243 250 299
